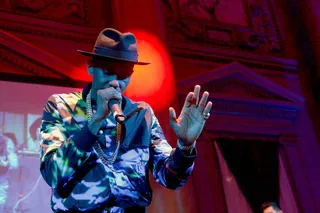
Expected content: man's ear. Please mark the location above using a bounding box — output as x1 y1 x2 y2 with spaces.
87 57 94 75
88 66 93 75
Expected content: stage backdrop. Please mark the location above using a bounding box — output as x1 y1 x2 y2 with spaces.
0 80 81 213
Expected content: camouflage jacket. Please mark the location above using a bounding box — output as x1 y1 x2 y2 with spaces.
39 84 196 213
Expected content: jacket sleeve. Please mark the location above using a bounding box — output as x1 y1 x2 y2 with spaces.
39 94 97 189
149 108 197 190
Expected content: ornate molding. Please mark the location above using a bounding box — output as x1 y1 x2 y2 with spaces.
0 0 88 25
0 29 87 80
202 130 279 142
163 0 284 55
178 96 300 121
209 98 299 120
178 62 304 103
170 51 298 74
0 46 64 78
201 78 288 101
202 130 297 145
0 17 96 43
0 23 94 43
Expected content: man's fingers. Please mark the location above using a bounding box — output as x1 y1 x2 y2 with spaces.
169 107 180 132
198 91 209 110
193 85 201 105
169 107 177 121
97 88 122 101
203 101 213 116
184 92 195 108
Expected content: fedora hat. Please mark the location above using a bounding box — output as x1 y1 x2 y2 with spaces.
77 28 150 65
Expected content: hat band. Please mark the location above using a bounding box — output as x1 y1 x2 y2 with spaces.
94 46 138 62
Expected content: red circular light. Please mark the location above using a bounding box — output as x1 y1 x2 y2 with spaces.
124 30 175 112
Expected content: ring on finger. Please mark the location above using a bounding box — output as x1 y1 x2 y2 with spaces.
203 112 210 120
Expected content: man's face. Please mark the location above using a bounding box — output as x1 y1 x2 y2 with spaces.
263 206 283 213
89 57 134 94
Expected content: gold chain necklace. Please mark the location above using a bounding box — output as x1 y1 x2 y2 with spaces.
86 89 122 165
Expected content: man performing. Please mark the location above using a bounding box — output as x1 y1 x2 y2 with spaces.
39 28 212 213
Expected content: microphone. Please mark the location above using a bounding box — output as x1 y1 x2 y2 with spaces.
108 99 125 123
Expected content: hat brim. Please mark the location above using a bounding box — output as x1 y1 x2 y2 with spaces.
77 50 150 65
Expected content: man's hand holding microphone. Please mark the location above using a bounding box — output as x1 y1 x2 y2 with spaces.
88 86 125 135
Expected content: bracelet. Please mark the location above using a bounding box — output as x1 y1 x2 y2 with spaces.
177 140 196 151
